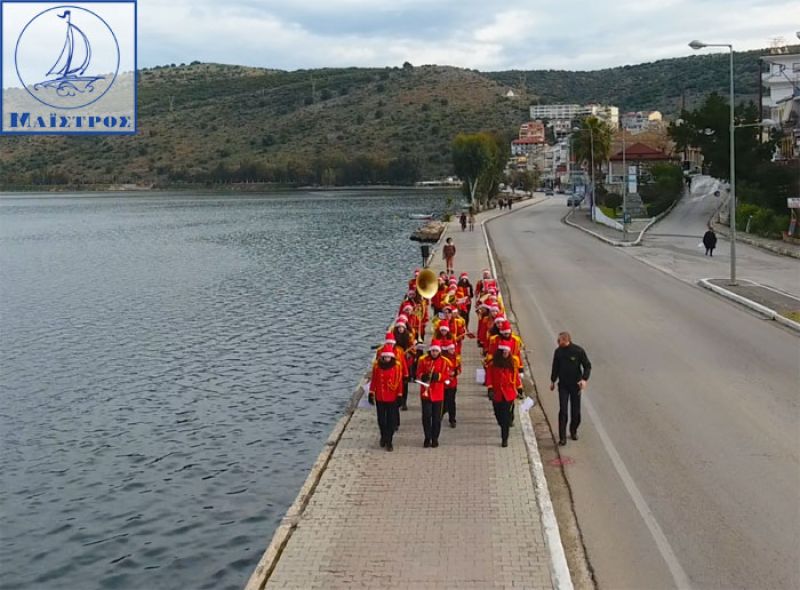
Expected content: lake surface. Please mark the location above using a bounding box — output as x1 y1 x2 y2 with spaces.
0 189 450 590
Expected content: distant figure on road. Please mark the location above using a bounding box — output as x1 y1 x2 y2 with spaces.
443 237 456 274
468 211 475 232
703 227 717 257
550 332 592 446
507 198 513 210
459 212 467 231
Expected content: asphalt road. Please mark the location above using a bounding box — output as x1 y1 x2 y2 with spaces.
488 196 800 590
638 176 799 296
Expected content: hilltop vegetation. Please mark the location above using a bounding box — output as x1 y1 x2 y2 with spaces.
1 46 792 188
489 45 798 114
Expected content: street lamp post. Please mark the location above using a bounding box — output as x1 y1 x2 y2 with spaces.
622 131 628 240
690 40 737 284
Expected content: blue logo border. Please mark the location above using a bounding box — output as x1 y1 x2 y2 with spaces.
0 0 137 136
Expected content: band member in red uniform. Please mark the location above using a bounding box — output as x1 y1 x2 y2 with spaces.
369 344 405 451
393 318 414 411
441 340 461 428
416 340 453 448
486 339 521 447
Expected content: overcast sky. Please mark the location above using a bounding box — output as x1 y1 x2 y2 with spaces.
140 0 796 71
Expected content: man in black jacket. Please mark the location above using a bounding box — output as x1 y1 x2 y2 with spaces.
550 332 592 446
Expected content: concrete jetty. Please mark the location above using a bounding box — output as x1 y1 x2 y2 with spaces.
245 199 569 590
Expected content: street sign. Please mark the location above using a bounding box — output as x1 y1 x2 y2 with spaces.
623 212 632 225
787 198 800 209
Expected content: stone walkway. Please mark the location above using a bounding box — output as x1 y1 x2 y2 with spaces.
259 204 554 589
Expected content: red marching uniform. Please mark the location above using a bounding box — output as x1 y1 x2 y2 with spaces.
416 341 453 448
416 352 452 403
485 340 521 447
369 344 405 450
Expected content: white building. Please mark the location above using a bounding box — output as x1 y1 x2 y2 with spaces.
621 110 663 134
529 103 619 135
761 52 800 159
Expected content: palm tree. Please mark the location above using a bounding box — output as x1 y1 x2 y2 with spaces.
571 116 613 187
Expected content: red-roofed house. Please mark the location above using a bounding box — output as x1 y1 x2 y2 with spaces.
607 142 677 187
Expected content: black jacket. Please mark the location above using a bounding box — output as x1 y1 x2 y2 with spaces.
551 344 591 386
703 230 717 248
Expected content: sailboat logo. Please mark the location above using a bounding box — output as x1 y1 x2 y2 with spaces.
14 5 120 110
34 10 105 97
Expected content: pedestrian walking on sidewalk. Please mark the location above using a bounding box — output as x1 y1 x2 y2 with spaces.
703 227 717 256
549 332 591 446
442 341 460 428
468 210 475 232
369 344 405 451
442 237 456 275
460 212 467 231
486 339 520 447
416 340 453 448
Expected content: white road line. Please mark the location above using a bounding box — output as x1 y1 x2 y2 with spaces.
484 215 694 590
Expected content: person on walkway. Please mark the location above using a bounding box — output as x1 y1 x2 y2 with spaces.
468 210 475 232
416 340 453 448
443 238 456 275
459 212 467 231
393 319 414 411
441 341 460 428
549 332 592 446
508 199 513 210
486 339 520 447
703 227 717 256
456 272 474 328
369 344 404 451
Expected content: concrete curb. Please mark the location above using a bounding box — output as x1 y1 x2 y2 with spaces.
482 219 574 590
563 209 641 247
563 192 683 248
698 279 800 333
243 375 369 590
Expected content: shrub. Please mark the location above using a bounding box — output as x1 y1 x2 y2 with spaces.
604 192 622 210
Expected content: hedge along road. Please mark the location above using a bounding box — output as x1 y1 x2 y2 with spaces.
487 195 799 590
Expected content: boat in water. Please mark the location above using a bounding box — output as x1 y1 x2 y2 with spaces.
408 213 435 220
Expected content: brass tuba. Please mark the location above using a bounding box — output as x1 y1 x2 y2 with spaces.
415 268 438 299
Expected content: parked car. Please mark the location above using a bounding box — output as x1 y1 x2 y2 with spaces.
567 194 584 207
545 189 554 196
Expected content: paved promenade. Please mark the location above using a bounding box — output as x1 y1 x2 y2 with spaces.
249 203 558 589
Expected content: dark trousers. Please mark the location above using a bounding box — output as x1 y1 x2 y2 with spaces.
398 378 410 414
376 401 398 445
421 399 443 442
443 387 457 423
493 399 511 442
558 385 581 440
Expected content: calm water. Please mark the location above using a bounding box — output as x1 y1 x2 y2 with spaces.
0 190 450 590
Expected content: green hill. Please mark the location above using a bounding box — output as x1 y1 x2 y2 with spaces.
488 45 797 114
1 45 793 188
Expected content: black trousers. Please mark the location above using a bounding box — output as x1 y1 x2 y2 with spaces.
558 385 581 439
376 401 398 445
397 378 410 419
443 387 457 423
493 399 511 442
421 399 443 442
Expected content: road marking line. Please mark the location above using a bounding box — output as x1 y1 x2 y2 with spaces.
485 216 694 590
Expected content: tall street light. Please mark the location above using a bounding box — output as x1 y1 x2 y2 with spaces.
689 39 737 284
